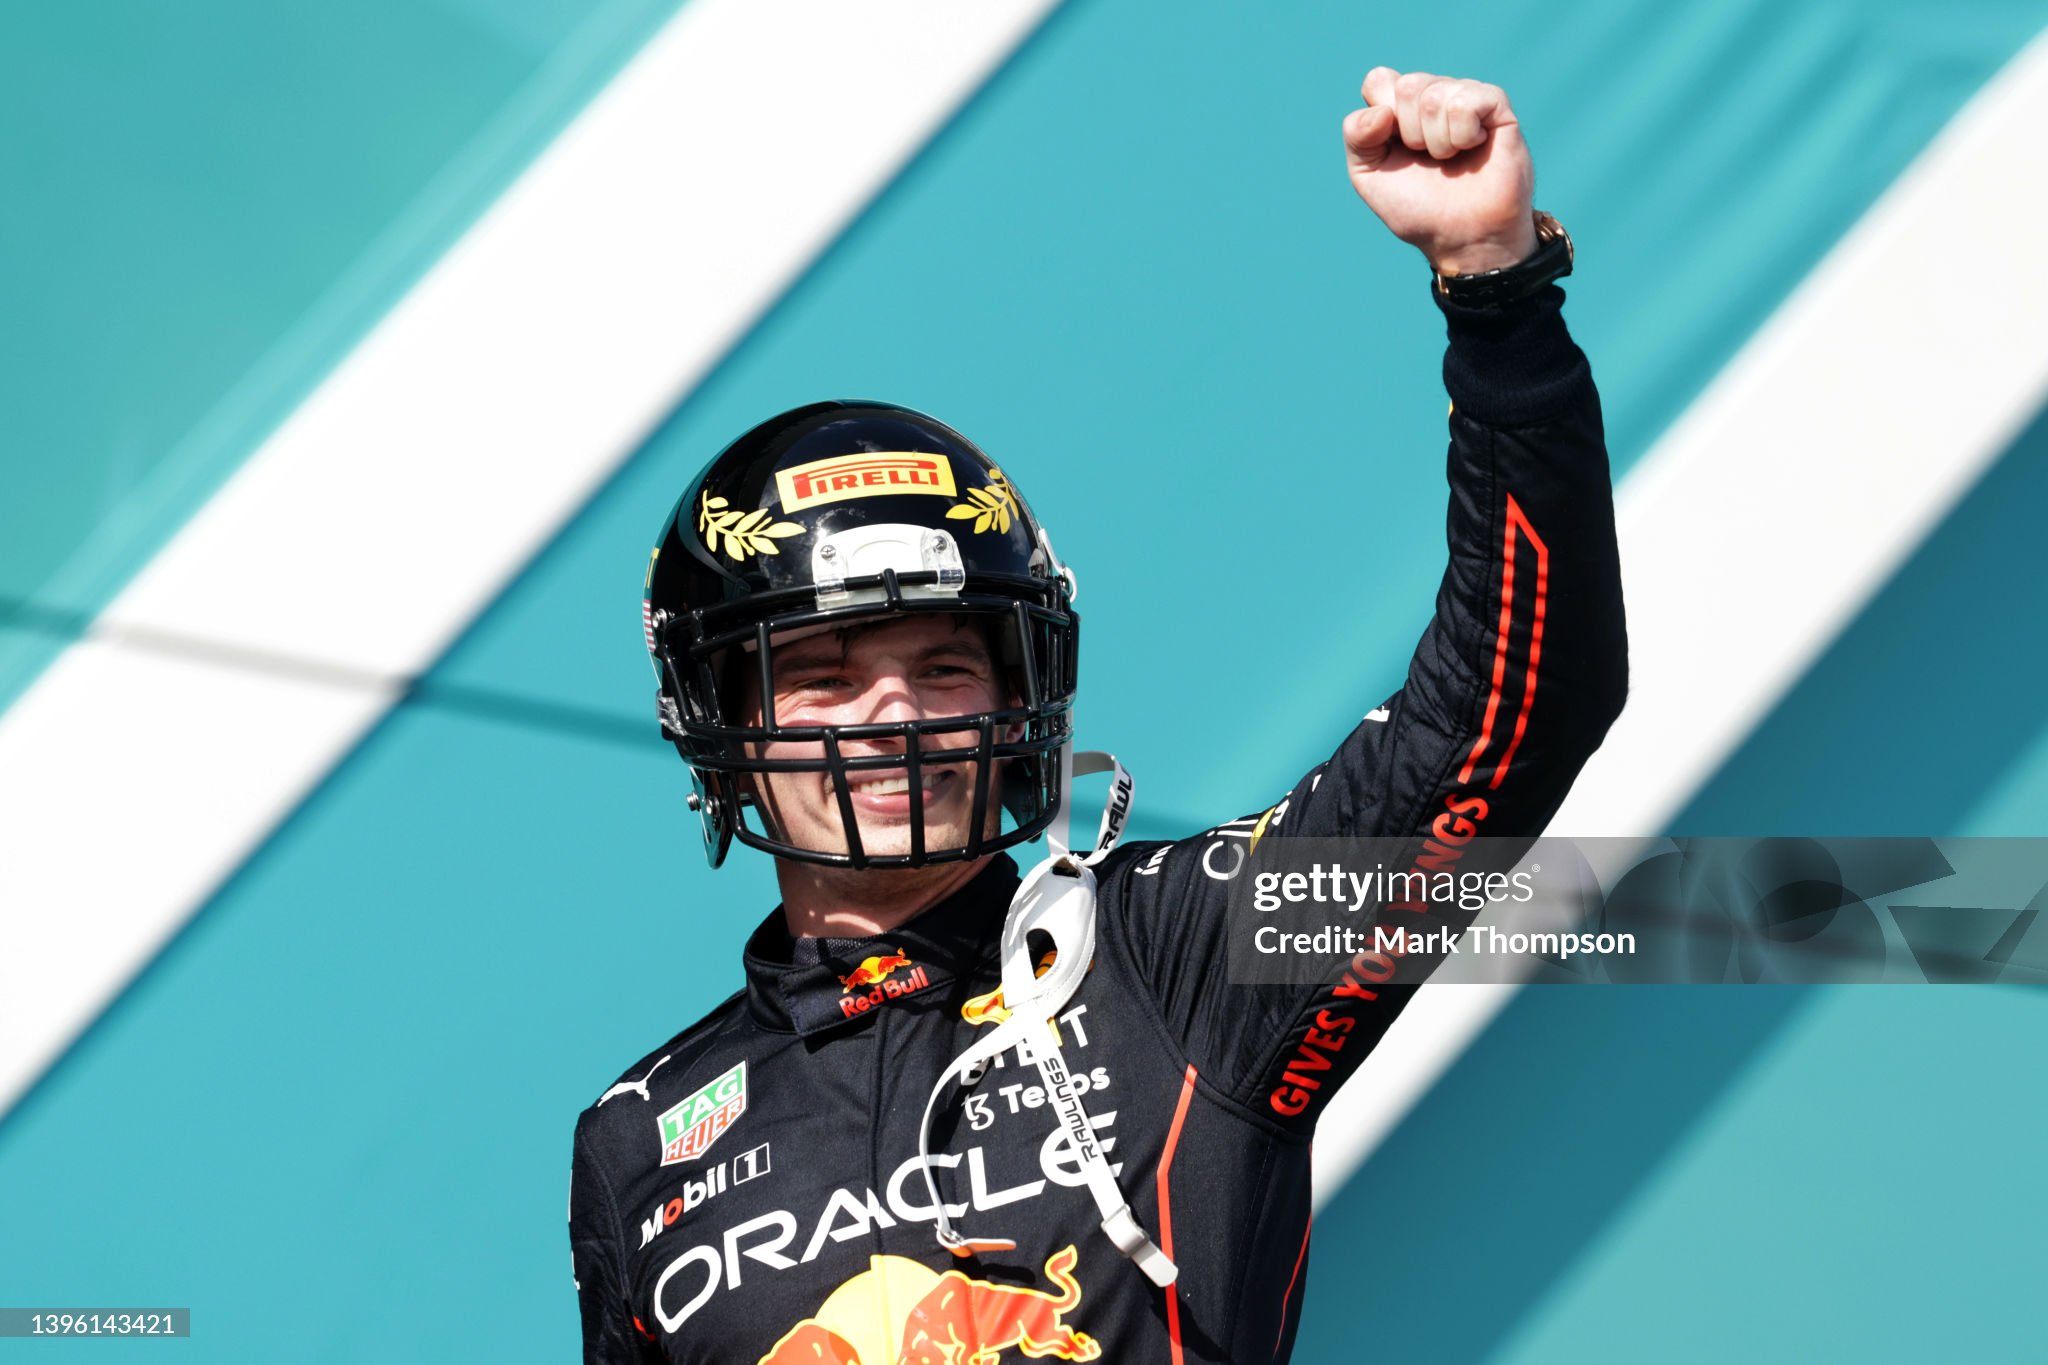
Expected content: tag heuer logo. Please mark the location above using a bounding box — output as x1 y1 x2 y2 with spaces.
657 1061 747 1167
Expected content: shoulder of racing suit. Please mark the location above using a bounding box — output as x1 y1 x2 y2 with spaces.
585 990 751 1113
575 992 751 1226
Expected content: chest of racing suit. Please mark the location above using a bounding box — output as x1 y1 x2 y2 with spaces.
570 283 1629 1365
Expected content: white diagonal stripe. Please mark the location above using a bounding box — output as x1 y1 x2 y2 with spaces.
1312 28 2048 1203
0 0 1062 1116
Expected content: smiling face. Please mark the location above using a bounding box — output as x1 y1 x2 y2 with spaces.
740 613 1018 861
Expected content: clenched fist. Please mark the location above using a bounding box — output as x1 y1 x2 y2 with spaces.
1344 68 1536 276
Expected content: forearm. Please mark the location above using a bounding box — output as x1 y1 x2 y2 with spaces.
1409 281 1628 815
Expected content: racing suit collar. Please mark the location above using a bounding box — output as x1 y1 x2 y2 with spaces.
741 853 1020 1037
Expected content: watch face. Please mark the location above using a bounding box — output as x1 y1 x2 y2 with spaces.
1532 211 1574 265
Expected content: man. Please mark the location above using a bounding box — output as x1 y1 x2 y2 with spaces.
571 67 1627 1363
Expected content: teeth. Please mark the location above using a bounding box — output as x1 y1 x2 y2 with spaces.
847 774 941 796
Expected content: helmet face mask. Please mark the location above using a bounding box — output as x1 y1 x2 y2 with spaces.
644 402 1078 869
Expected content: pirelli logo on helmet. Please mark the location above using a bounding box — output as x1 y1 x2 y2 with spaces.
774 452 958 512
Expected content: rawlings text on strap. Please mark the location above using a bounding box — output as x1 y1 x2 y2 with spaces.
914 752 1177 1288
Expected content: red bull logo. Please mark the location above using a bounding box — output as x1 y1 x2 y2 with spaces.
838 953 930 1020
840 952 914 992
757 1246 1098 1365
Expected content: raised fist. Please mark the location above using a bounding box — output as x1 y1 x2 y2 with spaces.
1343 68 1537 276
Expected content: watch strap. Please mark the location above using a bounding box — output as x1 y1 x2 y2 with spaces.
1433 210 1574 308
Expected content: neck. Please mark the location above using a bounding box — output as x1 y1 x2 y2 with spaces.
776 855 993 939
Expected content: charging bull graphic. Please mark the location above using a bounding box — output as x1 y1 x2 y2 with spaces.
757 1246 1098 1365
899 1246 1097 1365
840 951 914 992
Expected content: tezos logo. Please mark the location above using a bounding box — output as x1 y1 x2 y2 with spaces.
657 1061 746 1167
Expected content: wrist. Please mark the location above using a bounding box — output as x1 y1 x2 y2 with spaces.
1432 211 1574 309
1428 223 1539 277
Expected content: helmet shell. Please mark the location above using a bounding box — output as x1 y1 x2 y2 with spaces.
648 402 1052 637
642 400 1076 869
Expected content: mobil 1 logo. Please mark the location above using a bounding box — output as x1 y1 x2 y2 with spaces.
639 1142 771 1249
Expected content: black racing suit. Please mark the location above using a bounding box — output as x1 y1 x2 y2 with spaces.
569 284 1628 1365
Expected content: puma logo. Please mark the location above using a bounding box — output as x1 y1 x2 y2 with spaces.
598 1054 672 1106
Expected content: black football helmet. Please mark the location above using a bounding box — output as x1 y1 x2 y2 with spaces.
643 400 1079 868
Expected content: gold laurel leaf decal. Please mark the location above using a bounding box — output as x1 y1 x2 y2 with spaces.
698 491 804 561
945 469 1019 535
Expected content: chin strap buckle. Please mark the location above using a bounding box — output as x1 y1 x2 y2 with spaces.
1103 1207 1179 1288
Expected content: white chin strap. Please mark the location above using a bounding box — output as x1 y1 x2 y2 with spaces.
914 750 1178 1289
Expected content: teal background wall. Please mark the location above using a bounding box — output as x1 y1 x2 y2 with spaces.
0 0 685 706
